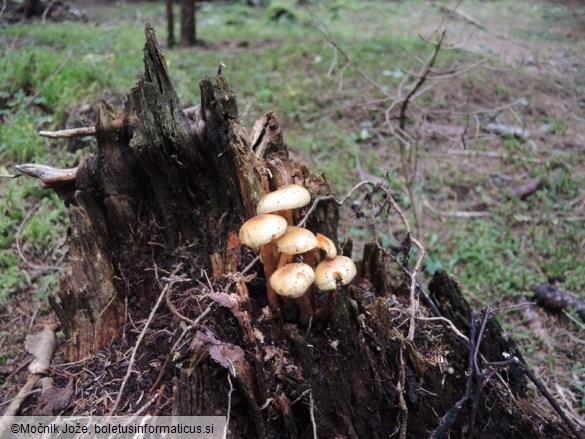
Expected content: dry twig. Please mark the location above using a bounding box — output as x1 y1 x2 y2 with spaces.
224 373 234 439
39 126 96 138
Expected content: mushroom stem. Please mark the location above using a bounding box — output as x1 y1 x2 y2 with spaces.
293 250 318 325
277 252 294 269
280 209 293 225
302 249 317 308
296 291 314 327
260 244 280 312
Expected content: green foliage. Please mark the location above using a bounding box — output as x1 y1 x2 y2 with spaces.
0 250 26 303
265 2 298 24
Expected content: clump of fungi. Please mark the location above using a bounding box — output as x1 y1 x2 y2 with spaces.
239 184 357 325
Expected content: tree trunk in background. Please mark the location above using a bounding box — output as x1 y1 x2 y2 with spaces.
180 0 196 47
45 25 570 438
166 0 175 48
23 0 41 18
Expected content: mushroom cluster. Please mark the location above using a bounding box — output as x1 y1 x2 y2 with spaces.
239 184 357 324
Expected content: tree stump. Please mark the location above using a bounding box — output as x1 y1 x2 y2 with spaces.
29 25 574 438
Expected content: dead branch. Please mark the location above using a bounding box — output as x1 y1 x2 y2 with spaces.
532 285 585 321
416 316 469 343
38 107 200 139
12 163 77 186
482 123 529 139
224 372 234 439
444 148 545 164
165 286 214 327
309 13 390 98
0 375 41 419
309 390 317 439
423 199 491 218
508 177 544 200
397 345 408 439
398 29 446 130
0 325 58 420
39 126 96 138
380 246 442 318
439 5 486 31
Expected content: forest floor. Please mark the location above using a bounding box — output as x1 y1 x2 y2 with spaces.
0 0 583 429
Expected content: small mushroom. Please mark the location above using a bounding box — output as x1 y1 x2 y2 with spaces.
272 226 320 325
239 214 288 312
314 255 357 291
270 263 315 298
256 184 311 225
313 255 357 322
274 226 318 268
239 214 288 248
315 233 337 260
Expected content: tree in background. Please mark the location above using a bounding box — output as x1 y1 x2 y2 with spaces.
166 0 175 48
166 0 197 48
180 0 196 47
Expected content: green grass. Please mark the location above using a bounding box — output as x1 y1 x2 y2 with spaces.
0 0 583 321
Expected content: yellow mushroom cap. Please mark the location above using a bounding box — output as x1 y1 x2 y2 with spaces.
270 263 315 298
239 214 288 248
315 233 337 259
256 184 311 215
314 256 357 291
274 226 318 255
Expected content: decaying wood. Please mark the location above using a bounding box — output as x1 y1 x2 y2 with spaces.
12 163 77 185
532 284 585 321
429 270 528 395
509 177 544 200
9 24 574 438
39 126 96 138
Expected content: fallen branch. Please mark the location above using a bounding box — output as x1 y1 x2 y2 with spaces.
12 163 77 186
483 123 529 139
532 284 585 321
39 126 96 138
0 325 58 420
508 177 544 200
423 199 491 218
444 148 545 164
1 375 41 419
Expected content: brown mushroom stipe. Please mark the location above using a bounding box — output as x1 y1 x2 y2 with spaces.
270 263 315 298
239 214 288 312
256 184 311 225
